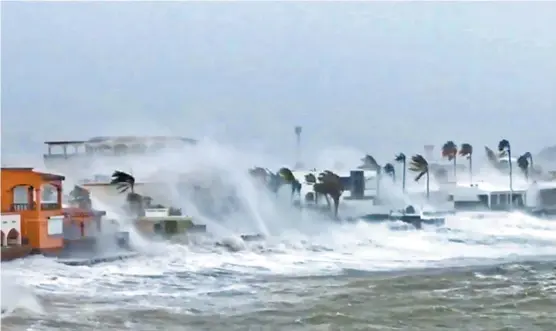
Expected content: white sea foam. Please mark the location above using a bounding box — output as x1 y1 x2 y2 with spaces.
2 139 556 314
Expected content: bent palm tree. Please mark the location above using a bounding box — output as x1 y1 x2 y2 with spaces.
111 170 143 215
313 170 344 218
409 154 430 199
517 153 530 181
359 155 380 170
69 185 92 209
383 163 395 182
521 152 535 179
395 153 407 192
459 143 473 182
277 167 302 200
441 141 458 179
498 139 513 206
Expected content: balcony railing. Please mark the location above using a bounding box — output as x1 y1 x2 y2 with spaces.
10 203 36 211
9 202 61 212
41 203 60 210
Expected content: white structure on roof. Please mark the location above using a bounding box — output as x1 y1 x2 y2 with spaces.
1 214 22 246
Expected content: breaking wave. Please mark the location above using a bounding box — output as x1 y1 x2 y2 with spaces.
2 139 556 315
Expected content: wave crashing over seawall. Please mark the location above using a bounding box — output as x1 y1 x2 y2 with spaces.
2 140 556 328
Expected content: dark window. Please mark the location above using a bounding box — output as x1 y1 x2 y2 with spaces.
164 221 178 235
539 188 556 206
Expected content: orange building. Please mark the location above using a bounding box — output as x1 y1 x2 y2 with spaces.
1 167 135 264
1 167 67 258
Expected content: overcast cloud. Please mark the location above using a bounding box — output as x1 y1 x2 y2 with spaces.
2 1 555 164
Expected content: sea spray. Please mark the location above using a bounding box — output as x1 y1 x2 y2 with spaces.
1 275 45 318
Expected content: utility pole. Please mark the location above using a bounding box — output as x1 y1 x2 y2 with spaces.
295 126 302 169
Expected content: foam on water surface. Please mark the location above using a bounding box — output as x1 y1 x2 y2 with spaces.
3 139 556 314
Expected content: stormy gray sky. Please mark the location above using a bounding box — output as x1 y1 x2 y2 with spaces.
2 1 555 164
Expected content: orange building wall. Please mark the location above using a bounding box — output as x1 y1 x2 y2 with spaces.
1 169 64 251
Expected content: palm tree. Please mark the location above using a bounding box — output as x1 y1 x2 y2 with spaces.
459 143 473 182
69 185 92 209
359 154 382 199
498 139 513 206
358 155 380 171
517 153 530 181
441 141 458 179
409 154 430 199
485 146 500 169
110 170 143 215
277 167 302 200
521 152 534 179
313 170 344 218
395 153 407 192
383 163 395 182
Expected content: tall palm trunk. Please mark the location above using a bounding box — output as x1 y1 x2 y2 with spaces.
529 155 534 180
332 195 340 218
376 168 381 203
453 155 457 181
529 156 534 169
402 159 406 192
508 151 513 208
469 156 473 183
426 171 430 199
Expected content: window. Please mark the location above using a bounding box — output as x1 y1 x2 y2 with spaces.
12 186 29 204
490 194 498 207
499 194 508 206
539 188 556 206
41 184 58 203
47 216 64 235
513 194 525 208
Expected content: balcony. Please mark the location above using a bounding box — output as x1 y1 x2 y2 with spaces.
9 202 61 212
10 203 36 211
41 203 61 211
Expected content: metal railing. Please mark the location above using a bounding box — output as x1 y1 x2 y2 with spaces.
41 203 60 210
10 203 36 211
9 202 61 211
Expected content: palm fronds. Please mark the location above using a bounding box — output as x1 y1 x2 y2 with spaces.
278 167 296 183
517 153 530 178
69 185 92 209
383 163 396 181
441 141 458 161
409 154 429 182
394 153 406 163
498 139 511 156
359 154 380 170
313 170 344 217
459 143 473 158
111 170 136 193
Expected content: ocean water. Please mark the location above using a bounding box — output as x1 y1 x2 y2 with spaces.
2 142 556 330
